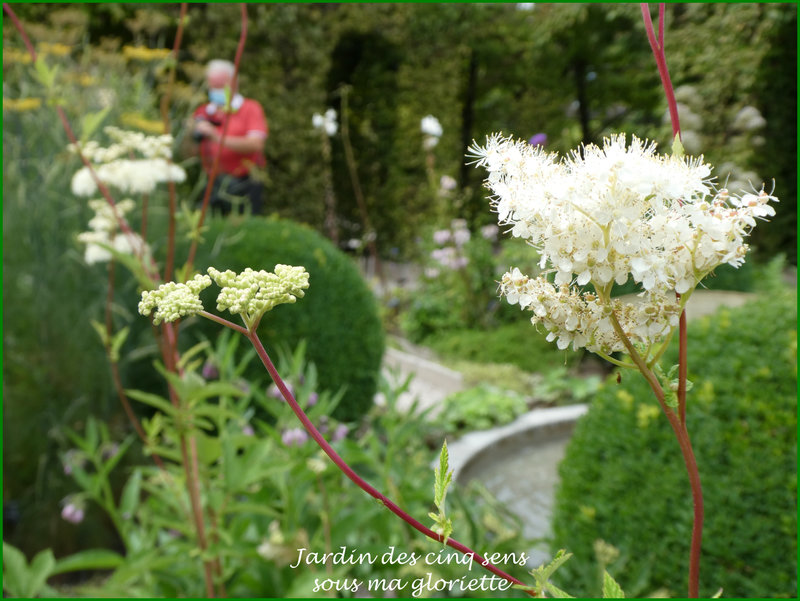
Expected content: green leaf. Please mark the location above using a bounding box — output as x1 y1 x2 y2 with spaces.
110 326 130 363
434 439 453 509
125 389 177 416
529 549 573 596
25 548 56 598
2 541 30 597
671 132 685 157
602 571 625 598
90 319 110 349
177 341 210 371
33 57 58 89
50 549 124 576
119 469 142 517
85 416 99 452
546 581 576 598
80 106 111 143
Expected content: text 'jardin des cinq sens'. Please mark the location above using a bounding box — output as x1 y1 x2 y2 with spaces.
290 545 529 597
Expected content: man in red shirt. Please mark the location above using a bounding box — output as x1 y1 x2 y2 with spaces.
191 59 268 216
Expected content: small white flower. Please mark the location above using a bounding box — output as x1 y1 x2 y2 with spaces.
312 108 338 137
420 115 443 138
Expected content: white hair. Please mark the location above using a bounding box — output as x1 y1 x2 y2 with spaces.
206 59 236 79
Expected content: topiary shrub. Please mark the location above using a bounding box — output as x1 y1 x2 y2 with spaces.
190 216 385 421
551 291 797 598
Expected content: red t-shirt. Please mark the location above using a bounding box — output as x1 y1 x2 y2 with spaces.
193 96 268 177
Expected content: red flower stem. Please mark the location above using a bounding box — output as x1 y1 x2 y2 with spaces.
161 3 188 283
641 4 690 428
186 3 248 273
244 328 532 594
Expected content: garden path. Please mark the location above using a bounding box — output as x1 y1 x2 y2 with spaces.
378 288 757 415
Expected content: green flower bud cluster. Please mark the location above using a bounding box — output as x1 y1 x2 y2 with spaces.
138 274 212 325
208 265 310 328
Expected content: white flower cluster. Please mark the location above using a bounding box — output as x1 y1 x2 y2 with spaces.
500 268 681 353
77 198 148 264
471 133 777 353
421 115 442 149
69 127 185 197
312 108 338 137
138 274 212 325
208 265 310 327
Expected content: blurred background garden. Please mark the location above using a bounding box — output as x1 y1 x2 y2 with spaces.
2 3 797 598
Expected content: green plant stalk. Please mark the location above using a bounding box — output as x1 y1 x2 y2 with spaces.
239 324 532 593
338 84 383 281
641 4 702 596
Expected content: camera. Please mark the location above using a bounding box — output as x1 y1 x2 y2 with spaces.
192 115 223 142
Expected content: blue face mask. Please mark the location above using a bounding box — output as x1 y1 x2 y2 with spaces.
208 88 227 105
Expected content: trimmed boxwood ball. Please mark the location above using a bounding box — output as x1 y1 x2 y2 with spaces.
551 291 797 598
192 216 385 421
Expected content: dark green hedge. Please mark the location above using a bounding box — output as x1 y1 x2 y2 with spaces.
551 291 797 598
191 216 385 421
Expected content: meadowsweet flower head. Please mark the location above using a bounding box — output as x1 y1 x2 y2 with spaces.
138 274 212 325
78 198 149 264
68 127 184 196
472 132 778 354
207 265 310 329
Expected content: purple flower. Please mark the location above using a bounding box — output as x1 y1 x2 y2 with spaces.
424 267 441 279
61 502 85 524
201 360 219 380
62 450 85 476
528 133 547 147
242 423 255 436
432 229 451 245
331 424 349 443
307 392 319 407
268 381 293 401
281 428 308 447
452 228 471 247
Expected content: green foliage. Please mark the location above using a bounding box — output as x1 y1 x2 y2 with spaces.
48 342 532 597
190 216 384 421
428 440 454 544
425 323 584 375
552 292 798 598
2 541 124 598
438 385 529 433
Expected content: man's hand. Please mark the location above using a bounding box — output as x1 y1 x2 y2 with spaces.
193 119 219 141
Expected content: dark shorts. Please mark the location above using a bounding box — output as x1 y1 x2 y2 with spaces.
205 174 263 216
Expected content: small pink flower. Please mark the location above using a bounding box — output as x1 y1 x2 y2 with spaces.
307 392 319 407
202 361 219 380
432 229 451 245
242 424 255 436
281 428 308 447
61 502 85 524
331 424 349 443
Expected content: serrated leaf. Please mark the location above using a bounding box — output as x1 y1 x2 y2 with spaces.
529 549 573 594
671 133 685 157
50 549 124 576
602 571 625 598
434 439 453 509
